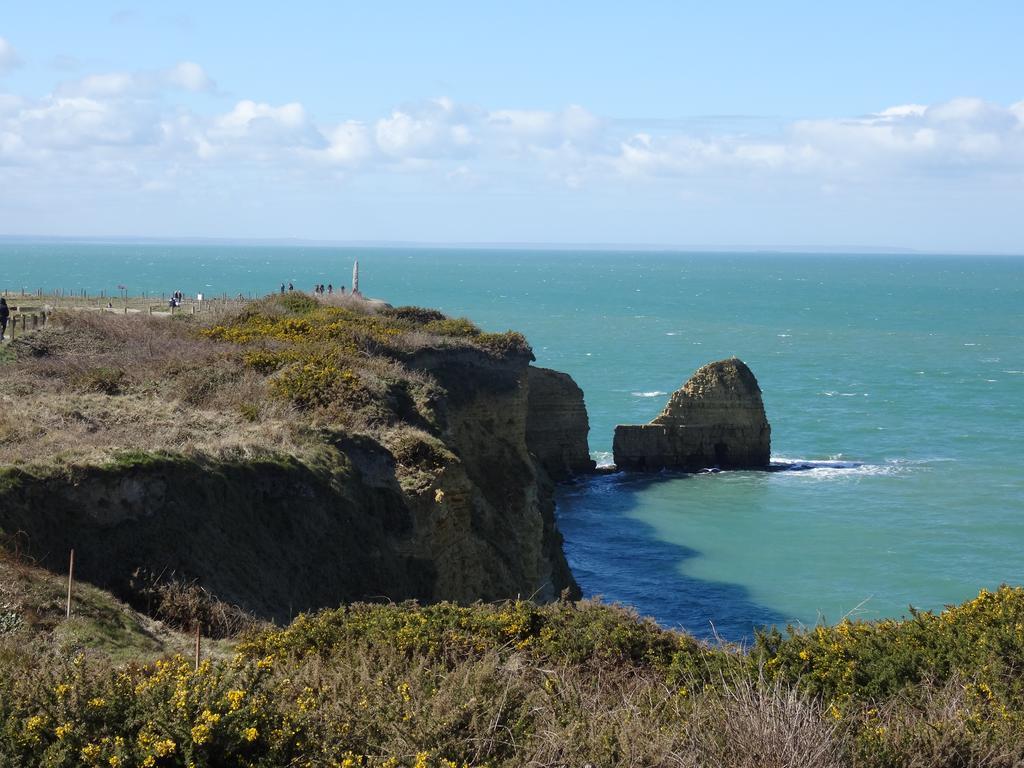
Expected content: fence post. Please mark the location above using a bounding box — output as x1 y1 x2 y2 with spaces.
66 549 75 618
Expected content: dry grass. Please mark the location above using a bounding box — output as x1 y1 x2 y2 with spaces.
127 569 266 640
0 309 314 465
0 295 506 469
0 390 307 466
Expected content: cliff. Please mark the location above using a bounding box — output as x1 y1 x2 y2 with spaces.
613 357 771 471
0 296 590 622
526 366 597 481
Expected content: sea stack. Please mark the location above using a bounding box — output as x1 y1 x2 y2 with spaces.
612 357 771 471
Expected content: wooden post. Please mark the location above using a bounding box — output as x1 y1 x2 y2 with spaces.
66 549 75 618
194 623 201 670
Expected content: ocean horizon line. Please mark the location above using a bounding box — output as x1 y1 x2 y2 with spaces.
3 234 1023 257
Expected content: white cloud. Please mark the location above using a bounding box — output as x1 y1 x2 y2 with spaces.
57 61 215 98
165 61 213 92
487 104 601 148
1 52 1023 230
0 37 21 75
206 100 325 152
14 96 159 149
322 121 372 166
375 98 476 159
611 98 1024 179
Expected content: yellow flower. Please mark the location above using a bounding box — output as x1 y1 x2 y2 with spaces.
88 697 107 709
153 738 177 756
190 709 222 732
55 683 72 697
414 752 430 768
109 757 122 768
55 723 73 739
225 689 246 710
80 743 101 762
242 727 258 742
191 724 212 745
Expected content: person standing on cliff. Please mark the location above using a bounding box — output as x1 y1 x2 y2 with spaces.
0 298 9 341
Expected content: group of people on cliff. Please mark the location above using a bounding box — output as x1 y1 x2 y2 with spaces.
279 282 345 296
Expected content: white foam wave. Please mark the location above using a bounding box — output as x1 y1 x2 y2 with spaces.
769 456 951 480
771 457 896 480
631 391 667 398
591 451 614 468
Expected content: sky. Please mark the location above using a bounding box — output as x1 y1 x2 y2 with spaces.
1 1 1023 252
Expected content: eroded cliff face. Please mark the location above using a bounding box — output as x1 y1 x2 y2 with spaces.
0 349 589 621
613 358 771 471
526 367 596 481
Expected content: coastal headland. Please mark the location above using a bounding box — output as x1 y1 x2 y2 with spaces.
0 291 595 619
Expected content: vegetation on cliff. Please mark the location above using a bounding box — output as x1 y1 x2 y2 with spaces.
2 568 1024 767
0 293 529 468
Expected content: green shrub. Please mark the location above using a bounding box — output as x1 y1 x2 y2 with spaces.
421 318 480 338
475 332 532 358
380 307 447 325
755 586 1024 711
3 589 1024 767
273 293 319 315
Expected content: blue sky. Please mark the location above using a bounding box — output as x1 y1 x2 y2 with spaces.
1 2 1022 251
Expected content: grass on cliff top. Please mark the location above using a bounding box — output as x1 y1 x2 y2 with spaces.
0 293 530 469
3 586 1024 767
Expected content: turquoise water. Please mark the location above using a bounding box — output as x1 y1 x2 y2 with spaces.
4 243 1023 640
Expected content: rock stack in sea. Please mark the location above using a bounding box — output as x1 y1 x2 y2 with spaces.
612 357 771 471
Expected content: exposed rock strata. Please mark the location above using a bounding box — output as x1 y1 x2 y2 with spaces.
0 350 587 621
613 357 770 471
526 366 596 481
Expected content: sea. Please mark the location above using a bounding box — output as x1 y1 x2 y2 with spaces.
4 242 1023 641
